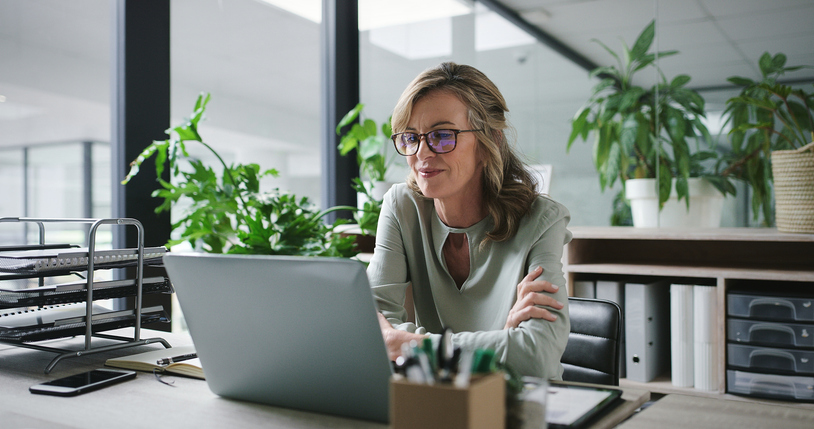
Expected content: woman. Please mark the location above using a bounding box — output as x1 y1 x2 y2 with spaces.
367 62 571 379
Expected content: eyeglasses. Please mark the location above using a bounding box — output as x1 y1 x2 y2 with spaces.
390 129 482 156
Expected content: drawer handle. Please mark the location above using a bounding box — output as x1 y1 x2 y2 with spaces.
749 298 796 320
748 323 796 345
748 349 796 372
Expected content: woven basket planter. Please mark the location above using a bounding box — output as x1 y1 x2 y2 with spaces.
771 142 814 233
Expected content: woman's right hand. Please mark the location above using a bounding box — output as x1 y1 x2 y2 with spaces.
504 266 564 329
378 312 426 361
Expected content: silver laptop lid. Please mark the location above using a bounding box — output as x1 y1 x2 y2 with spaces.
163 253 392 423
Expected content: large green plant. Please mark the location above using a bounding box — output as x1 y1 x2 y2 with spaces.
568 20 736 221
336 103 393 236
122 93 359 257
721 52 814 225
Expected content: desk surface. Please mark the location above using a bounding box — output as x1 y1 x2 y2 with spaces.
618 393 814 429
0 329 649 429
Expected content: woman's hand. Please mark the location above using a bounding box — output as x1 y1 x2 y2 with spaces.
378 312 426 361
504 266 564 329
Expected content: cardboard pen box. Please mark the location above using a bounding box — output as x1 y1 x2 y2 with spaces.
389 371 506 429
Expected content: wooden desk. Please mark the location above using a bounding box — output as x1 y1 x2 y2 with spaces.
0 329 381 429
617 394 814 429
0 329 649 429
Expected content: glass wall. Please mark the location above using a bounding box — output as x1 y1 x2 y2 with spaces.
359 1 752 227
170 0 323 225
0 0 112 247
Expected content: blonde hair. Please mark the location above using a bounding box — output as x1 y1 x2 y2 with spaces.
392 62 538 244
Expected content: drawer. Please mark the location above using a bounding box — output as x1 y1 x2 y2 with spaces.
728 292 814 322
728 343 814 375
727 318 814 349
727 369 814 402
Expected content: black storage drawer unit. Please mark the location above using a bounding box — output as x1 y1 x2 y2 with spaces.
728 292 814 322
726 288 814 402
728 343 814 375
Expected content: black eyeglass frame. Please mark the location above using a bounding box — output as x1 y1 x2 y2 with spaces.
390 129 482 156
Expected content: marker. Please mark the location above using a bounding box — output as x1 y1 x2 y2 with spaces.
455 349 473 388
156 353 197 366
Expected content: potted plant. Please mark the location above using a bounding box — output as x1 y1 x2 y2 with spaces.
722 52 814 233
568 20 736 227
335 103 394 237
122 92 360 257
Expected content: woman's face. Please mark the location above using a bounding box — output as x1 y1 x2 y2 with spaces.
405 90 483 205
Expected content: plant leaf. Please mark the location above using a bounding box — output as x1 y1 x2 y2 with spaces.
630 20 655 60
657 162 672 209
568 107 592 150
670 74 691 88
727 76 754 87
336 103 364 134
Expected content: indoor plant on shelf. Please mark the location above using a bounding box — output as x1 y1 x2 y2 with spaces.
335 103 394 237
122 92 359 257
722 52 814 233
568 20 736 227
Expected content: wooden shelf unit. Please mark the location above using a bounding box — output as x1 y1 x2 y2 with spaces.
563 226 814 401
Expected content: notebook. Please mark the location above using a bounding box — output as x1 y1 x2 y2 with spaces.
106 345 204 379
162 253 393 423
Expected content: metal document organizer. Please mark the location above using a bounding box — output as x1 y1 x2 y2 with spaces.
0 217 172 373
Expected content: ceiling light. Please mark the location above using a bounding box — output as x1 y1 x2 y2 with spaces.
257 0 321 23
0 95 6 102
256 0 472 30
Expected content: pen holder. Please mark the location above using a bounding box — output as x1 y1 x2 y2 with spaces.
389 372 506 429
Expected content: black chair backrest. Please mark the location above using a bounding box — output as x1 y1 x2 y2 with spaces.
561 297 622 386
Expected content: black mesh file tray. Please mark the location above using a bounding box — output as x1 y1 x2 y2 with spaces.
0 246 167 276
0 276 173 309
0 304 169 343
0 217 173 373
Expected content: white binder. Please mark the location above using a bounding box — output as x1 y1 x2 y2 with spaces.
670 284 694 387
596 280 626 378
625 280 670 383
573 280 595 299
694 285 718 391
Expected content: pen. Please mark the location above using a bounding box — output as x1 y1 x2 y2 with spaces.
156 353 197 366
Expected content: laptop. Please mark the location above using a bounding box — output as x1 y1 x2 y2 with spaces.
162 253 393 423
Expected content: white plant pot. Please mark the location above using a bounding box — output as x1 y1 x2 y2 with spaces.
357 180 394 209
625 178 724 228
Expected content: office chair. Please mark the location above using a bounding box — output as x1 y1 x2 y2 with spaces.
561 297 623 386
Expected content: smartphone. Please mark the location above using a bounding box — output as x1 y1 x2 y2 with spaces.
29 368 137 396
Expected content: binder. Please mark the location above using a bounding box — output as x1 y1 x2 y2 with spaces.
625 280 670 383
596 280 626 378
573 280 595 299
694 285 718 391
670 284 694 387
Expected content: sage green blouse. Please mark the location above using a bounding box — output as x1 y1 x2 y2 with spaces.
367 183 572 379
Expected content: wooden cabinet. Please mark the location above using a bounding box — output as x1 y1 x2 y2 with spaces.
563 226 814 403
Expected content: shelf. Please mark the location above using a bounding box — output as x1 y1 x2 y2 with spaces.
570 226 814 242
564 226 814 404
567 263 814 282
565 227 814 277
620 377 814 409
